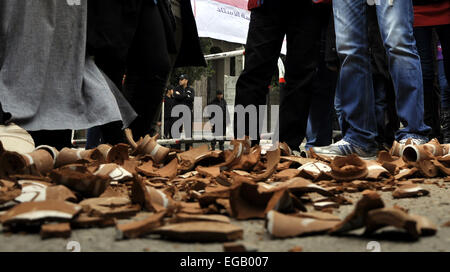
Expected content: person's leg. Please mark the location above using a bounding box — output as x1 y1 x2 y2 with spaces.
436 25 450 103
234 3 285 142
414 26 440 139
210 122 217 150
376 1 431 142
439 59 450 107
332 0 377 151
280 1 323 151
436 25 450 142
93 54 127 145
219 123 226 150
185 111 193 150
305 5 337 149
368 5 397 148
124 1 171 141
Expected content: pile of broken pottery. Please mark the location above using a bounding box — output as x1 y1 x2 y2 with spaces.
0 129 447 244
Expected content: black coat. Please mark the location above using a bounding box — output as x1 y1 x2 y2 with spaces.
173 85 195 110
87 0 206 67
208 97 230 126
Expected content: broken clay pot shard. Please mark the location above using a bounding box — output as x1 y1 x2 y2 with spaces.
131 176 174 212
266 210 340 238
14 180 77 203
0 179 21 204
223 243 248 252
402 145 434 162
330 154 368 181
79 197 140 219
49 168 110 197
229 146 261 171
106 143 130 165
151 221 243 242
93 163 133 181
116 211 165 239
72 213 115 228
229 178 295 220
295 212 341 222
423 138 443 156
216 139 250 169
171 213 231 224
55 147 102 167
297 162 332 181
392 184 429 199
365 162 390 180
364 208 420 239
125 129 169 164
1 149 54 176
409 214 437 236
329 190 384 235
177 145 221 172
279 177 334 197
251 148 281 182
40 223 71 239
390 141 406 157
0 200 81 226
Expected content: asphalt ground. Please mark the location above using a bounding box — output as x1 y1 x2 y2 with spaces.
1 182 449 252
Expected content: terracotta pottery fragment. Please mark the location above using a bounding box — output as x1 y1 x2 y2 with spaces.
0 200 81 226
364 208 420 239
40 223 71 239
266 210 340 238
152 221 243 242
329 190 384 234
49 166 110 197
392 184 429 199
330 154 368 181
116 211 165 239
125 129 170 164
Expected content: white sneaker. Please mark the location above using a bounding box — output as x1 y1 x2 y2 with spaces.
312 139 377 160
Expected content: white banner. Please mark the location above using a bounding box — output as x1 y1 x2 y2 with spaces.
192 0 286 54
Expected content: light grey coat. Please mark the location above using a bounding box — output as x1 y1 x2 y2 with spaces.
0 0 136 131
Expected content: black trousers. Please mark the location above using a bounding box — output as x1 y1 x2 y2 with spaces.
414 24 450 140
211 123 227 150
234 1 322 150
94 1 171 143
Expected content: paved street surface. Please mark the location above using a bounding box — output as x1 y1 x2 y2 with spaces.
1 183 449 252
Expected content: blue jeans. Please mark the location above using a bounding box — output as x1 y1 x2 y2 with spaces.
333 0 430 150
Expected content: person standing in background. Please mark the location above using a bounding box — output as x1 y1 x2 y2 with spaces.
315 0 431 158
413 0 450 142
173 74 195 150
163 85 176 139
305 4 338 150
0 0 136 149
87 0 206 143
234 0 325 151
438 42 450 138
208 90 230 151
